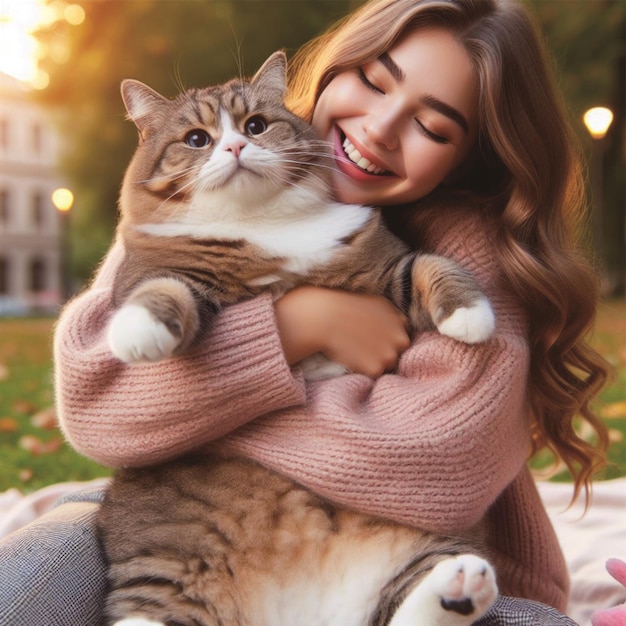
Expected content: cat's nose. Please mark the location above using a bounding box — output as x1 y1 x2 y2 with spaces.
223 138 247 158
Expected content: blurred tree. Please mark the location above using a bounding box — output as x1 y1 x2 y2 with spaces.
37 1 624 289
36 0 360 281
529 0 625 293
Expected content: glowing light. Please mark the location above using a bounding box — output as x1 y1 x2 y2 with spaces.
64 4 85 26
52 188 74 213
0 0 44 83
0 1 84 88
583 107 614 140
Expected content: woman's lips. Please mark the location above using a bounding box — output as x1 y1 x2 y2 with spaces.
341 136 388 174
333 128 394 182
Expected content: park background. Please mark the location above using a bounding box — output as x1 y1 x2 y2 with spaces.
0 0 624 493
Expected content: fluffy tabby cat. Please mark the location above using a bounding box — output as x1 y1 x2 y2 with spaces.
98 52 498 626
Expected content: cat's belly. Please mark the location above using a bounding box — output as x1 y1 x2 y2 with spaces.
99 455 419 625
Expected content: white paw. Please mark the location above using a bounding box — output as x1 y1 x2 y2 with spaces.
430 554 498 619
389 554 497 626
437 298 495 344
107 304 180 363
299 353 349 381
112 618 165 626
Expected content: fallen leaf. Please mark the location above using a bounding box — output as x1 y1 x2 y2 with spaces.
39 437 63 454
12 400 37 416
18 469 33 482
31 407 57 430
0 417 18 432
19 435 41 453
0 363 9 381
609 428 624 444
18 434 63 455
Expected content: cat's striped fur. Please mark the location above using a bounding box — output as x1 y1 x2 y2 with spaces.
98 52 498 625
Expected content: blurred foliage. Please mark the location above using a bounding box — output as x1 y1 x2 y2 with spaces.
35 0 625 285
529 0 625 292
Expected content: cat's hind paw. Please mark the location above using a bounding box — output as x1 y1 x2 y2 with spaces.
432 554 498 619
389 554 497 626
437 298 495 344
107 304 180 363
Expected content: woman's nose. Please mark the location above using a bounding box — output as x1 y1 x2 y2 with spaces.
362 112 400 150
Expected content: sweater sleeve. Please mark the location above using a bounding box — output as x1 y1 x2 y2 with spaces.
54 241 307 467
219 209 533 534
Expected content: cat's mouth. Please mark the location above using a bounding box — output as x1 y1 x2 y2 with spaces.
339 132 393 177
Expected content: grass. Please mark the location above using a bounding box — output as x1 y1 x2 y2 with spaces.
0 299 624 493
0 318 110 492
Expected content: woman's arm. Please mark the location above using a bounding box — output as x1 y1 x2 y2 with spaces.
54 241 307 467
218 208 532 534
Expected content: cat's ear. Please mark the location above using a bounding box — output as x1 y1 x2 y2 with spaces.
251 51 287 99
121 79 168 134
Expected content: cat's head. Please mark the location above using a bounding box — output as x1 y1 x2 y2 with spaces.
119 51 331 224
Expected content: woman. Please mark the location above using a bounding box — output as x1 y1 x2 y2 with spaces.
2 0 609 623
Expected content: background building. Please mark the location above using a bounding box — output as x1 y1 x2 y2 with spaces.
0 71 66 315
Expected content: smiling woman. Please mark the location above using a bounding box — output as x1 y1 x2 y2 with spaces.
0 0 84 89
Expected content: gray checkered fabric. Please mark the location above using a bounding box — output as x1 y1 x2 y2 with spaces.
0 486 579 626
0 488 106 626
474 597 579 625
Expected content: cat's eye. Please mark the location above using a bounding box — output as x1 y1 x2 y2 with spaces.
245 116 268 136
184 129 212 148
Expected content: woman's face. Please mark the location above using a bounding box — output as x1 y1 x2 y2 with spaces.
312 28 478 206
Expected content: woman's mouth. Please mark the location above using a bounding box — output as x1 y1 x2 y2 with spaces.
337 131 392 177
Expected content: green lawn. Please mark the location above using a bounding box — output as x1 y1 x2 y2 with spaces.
0 299 624 493
0 318 110 492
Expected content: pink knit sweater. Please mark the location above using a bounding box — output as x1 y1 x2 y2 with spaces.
54 206 569 611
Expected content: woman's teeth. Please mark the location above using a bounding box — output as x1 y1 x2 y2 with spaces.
342 137 388 175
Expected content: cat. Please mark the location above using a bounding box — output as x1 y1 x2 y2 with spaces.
98 51 499 626
106 52 495 378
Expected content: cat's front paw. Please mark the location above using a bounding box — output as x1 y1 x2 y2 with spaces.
107 305 181 363
299 353 350 381
437 298 495 344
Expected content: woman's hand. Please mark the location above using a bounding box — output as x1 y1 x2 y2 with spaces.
275 286 410 378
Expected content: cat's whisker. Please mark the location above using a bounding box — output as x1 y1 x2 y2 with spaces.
134 166 198 186
152 176 200 212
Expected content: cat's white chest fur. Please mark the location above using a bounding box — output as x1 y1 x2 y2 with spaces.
138 187 372 277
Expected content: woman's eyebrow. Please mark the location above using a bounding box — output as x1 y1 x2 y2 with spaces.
421 94 469 134
378 52 405 82
378 52 469 135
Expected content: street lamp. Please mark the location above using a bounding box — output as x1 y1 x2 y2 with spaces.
582 107 614 267
51 187 74 302
583 107 614 140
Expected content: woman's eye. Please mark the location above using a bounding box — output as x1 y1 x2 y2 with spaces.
184 129 212 148
245 116 268 136
357 68 384 94
416 120 449 145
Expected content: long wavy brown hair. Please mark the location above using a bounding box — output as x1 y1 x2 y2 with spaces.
287 0 610 504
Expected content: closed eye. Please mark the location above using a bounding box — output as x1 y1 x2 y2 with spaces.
357 68 384 94
416 120 449 144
